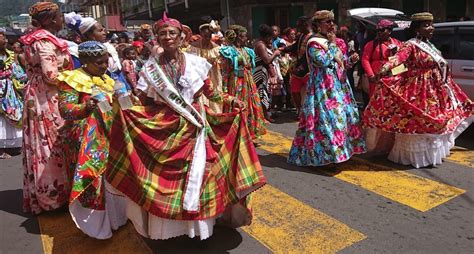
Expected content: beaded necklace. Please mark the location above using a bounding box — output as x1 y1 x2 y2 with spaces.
159 52 186 90
234 46 249 67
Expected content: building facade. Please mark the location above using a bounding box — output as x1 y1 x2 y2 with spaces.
67 0 125 31
118 0 473 37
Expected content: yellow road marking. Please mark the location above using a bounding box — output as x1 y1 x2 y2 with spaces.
242 185 366 253
38 212 151 254
260 131 466 212
446 147 474 168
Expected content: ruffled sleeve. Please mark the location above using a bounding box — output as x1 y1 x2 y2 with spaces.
180 53 212 104
58 82 89 120
219 46 239 73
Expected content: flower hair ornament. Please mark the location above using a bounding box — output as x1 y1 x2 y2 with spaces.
78 41 108 57
199 20 221 33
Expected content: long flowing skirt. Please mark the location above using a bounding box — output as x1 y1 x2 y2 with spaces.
364 67 474 168
288 70 366 166
64 102 127 239
0 77 23 148
106 104 266 239
224 70 266 141
0 116 22 148
253 65 270 111
22 76 70 214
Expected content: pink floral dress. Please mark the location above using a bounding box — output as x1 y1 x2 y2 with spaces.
20 29 72 214
288 37 366 166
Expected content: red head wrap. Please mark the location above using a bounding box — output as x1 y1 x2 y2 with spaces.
154 12 182 33
376 19 394 29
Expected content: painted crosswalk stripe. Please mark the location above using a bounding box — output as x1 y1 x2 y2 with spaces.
38 212 151 254
260 130 466 212
446 147 474 168
242 185 366 253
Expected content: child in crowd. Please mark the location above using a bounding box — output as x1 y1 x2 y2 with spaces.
121 46 138 91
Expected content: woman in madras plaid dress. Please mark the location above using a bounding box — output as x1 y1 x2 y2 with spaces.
105 13 266 240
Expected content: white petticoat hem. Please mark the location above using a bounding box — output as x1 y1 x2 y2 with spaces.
69 182 128 239
125 199 215 240
387 116 474 168
0 116 22 148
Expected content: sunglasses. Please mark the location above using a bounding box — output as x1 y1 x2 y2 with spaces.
323 19 335 24
377 27 393 32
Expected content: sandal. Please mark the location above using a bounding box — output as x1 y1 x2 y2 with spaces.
0 153 12 159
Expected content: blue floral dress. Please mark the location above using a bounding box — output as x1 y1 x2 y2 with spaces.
288 37 366 166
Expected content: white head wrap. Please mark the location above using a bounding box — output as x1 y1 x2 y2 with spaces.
79 17 98 35
64 12 98 35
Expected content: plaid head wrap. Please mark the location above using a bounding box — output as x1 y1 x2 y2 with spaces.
314 10 335 20
411 12 434 22
154 12 182 33
29 2 58 16
78 41 108 57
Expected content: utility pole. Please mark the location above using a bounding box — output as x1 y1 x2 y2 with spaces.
147 0 152 18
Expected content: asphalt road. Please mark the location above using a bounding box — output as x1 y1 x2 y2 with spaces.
1 111 473 254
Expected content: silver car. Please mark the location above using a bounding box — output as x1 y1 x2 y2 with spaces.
431 21 474 100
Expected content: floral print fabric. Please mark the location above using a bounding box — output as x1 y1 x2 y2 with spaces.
363 40 473 134
58 82 112 210
21 30 71 214
288 39 366 166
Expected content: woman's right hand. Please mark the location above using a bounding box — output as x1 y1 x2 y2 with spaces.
327 32 337 44
368 75 378 84
85 97 99 113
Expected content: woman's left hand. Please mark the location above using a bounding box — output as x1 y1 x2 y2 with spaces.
350 53 359 63
233 99 246 111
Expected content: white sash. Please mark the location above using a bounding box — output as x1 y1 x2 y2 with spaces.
141 56 208 212
409 39 458 108
408 39 448 82
142 59 205 129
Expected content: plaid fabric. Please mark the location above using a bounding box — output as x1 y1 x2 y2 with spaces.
106 103 266 220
